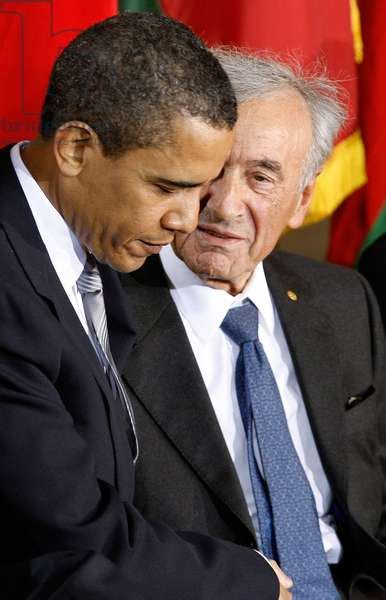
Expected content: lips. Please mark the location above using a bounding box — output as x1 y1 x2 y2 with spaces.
138 239 172 255
139 239 172 247
197 224 244 241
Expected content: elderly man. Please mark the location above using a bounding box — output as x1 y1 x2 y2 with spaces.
123 51 386 599
0 17 287 600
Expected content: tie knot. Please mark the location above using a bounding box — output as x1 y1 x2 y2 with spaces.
77 260 102 295
221 300 259 345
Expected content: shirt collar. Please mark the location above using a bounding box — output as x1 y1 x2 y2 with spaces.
160 245 275 341
10 142 86 293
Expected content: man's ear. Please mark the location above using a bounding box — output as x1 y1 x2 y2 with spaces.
53 121 100 176
287 177 317 229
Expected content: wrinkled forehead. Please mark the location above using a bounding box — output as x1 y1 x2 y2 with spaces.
231 91 313 168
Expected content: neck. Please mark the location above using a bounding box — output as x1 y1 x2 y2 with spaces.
200 271 252 296
21 137 57 206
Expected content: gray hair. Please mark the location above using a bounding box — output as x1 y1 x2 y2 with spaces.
213 48 347 189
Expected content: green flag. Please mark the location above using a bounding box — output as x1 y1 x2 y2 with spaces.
119 0 160 13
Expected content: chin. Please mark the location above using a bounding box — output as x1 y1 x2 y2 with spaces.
104 253 147 274
191 251 231 279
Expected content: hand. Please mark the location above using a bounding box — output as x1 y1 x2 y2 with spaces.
269 560 293 600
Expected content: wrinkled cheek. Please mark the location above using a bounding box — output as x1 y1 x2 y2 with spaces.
91 229 123 262
109 232 123 249
174 236 202 271
248 221 272 263
173 232 192 254
108 220 136 248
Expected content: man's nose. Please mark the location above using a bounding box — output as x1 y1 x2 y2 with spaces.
161 192 200 234
205 176 244 221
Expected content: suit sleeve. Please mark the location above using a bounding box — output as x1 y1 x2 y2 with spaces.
349 272 386 587
0 281 278 600
363 275 386 544
357 234 386 329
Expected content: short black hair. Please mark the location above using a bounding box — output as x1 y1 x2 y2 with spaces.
40 12 237 155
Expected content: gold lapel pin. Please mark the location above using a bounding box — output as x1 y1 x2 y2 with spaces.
287 290 298 302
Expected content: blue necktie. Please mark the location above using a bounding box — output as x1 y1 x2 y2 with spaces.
221 300 339 599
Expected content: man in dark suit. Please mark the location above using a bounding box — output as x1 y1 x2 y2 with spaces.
0 17 284 600
123 51 386 599
358 232 386 329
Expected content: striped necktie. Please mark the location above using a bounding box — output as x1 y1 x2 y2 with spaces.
221 300 339 599
77 258 138 461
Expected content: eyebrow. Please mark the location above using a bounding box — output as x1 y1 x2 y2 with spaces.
151 177 204 189
246 159 283 180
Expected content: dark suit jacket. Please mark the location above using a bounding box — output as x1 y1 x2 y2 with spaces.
122 252 386 595
358 232 386 329
0 146 278 600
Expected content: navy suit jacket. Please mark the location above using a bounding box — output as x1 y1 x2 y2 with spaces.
358 232 386 329
0 146 278 599
122 252 386 597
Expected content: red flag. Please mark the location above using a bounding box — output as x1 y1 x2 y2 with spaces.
328 0 386 264
162 0 357 140
0 0 117 147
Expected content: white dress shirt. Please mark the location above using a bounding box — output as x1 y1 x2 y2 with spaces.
161 244 342 563
10 142 89 333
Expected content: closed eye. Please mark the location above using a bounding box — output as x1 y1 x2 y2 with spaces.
155 184 175 194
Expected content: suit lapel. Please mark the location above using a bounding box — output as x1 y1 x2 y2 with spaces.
0 148 101 377
122 258 255 536
264 253 347 502
2 215 115 406
0 147 131 491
